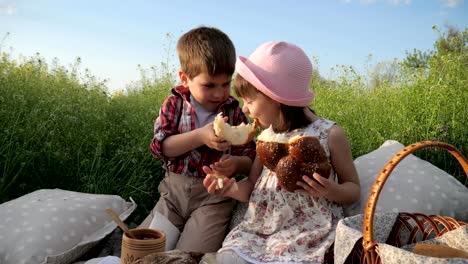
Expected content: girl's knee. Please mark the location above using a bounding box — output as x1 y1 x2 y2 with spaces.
216 250 251 264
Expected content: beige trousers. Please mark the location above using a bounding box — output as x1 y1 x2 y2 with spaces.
139 172 236 253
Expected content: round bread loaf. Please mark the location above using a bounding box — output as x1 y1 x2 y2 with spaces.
213 113 258 146
257 127 331 192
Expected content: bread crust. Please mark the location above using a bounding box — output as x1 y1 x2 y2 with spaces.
257 130 331 192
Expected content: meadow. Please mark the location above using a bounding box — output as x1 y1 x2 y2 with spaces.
1 27 466 224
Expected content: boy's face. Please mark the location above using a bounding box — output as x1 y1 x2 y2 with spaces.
179 71 232 112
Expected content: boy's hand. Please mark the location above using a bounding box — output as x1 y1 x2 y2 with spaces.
295 173 337 199
210 154 238 177
202 166 235 196
201 122 230 151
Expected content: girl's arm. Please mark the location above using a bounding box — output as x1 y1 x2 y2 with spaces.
236 156 255 175
296 124 360 204
210 155 253 177
204 156 263 202
228 157 263 202
326 125 361 204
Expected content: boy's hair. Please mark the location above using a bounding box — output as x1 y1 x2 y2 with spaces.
234 74 313 131
177 26 236 79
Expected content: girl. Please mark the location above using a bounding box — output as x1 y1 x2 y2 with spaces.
203 41 360 263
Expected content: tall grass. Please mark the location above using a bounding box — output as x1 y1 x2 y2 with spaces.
0 53 172 222
312 50 467 183
1 33 466 222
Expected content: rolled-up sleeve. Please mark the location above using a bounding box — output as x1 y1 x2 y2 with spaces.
150 96 180 160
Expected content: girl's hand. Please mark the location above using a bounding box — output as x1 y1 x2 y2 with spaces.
202 166 235 196
210 154 237 177
295 173 337 199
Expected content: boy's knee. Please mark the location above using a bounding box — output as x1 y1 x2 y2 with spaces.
176 238 222 254
175 202 234 253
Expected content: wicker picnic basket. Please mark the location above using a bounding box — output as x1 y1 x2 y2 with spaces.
347 141 468 264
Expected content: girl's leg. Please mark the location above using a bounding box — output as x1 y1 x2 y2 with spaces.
216 250 252 264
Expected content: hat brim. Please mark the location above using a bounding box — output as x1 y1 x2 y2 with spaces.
235 56 314 107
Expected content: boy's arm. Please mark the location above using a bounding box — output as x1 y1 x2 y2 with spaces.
151 96 230 159
162 124 223 158
150 96 181 160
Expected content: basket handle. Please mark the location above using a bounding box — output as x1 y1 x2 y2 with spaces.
362 141 468 251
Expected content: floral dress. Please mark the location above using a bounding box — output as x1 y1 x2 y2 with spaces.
219 118 344 264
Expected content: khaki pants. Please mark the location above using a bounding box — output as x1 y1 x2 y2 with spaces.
139 172 236 253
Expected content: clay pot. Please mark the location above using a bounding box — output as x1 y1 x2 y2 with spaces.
121 228 166 264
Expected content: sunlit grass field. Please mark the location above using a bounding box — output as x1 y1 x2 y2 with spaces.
1 32 466 223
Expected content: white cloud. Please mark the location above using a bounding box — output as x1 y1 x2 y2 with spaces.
388 0 412 5
0 2 17 16
439 10 449 16
440 0 464 8
358 0 412 5
360 0 377 5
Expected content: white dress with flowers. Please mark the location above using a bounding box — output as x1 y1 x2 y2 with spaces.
219 118 343 264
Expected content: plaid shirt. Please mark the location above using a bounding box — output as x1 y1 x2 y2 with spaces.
150 85 256 178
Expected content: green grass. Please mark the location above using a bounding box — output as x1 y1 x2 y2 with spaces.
0 53 171 223
1 36 467 223
312 52 467 182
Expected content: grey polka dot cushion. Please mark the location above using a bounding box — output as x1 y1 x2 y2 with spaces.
343 140 468 222
0 189 136 264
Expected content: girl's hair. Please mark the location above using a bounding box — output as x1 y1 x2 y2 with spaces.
234 74 314 131
233 72 258 99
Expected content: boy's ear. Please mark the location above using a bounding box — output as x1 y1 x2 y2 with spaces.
178 70 189 87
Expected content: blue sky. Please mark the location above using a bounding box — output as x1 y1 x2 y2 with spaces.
1 0 467 92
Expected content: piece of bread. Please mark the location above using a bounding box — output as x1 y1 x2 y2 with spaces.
257 127 331 192
413 244 468 259
211 173 239 192
211 113 256 191
213 113 258 146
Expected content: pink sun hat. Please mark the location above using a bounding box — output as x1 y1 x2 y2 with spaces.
235 41 315 107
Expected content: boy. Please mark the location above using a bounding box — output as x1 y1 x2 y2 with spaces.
141 26 256 253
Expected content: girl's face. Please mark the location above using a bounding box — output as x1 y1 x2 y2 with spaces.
241 92 283 131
